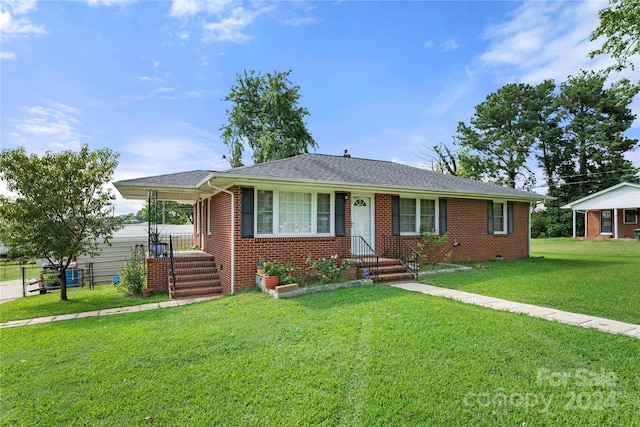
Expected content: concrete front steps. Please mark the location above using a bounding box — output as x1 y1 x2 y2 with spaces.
356 257 415 283
168 255 223 300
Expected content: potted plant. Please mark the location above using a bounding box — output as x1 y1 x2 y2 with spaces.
149 231 165 258
263 261 285 290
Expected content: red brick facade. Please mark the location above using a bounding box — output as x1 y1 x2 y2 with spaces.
585 209 639 239
187 186 533 294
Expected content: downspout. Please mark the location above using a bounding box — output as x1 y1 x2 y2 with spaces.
207 181 235 295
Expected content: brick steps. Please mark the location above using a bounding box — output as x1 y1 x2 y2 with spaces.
169 255 224 299
355 258 415 283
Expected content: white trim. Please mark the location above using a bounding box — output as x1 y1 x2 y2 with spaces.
492 200 508 235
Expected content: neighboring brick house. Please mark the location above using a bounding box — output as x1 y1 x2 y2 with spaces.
562 182 640 239
115 153 546 295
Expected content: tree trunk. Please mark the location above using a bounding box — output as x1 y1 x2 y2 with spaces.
59 267 68 301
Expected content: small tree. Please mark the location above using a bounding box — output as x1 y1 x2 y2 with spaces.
0 145 122 300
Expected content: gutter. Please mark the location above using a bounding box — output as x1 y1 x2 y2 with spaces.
207 180 235 295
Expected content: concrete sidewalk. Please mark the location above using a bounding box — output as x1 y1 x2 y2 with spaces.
392 283 640 339
0 296 219 329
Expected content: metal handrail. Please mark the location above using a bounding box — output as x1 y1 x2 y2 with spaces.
342 236 380 280
169 235 177 296
383 235 420 279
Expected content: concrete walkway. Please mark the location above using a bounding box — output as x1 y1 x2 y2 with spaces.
392 283 640 339
0 296 219 329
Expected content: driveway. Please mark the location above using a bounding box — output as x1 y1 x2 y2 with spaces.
0 279 31 304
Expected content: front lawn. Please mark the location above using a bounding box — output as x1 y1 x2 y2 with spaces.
0 285 169 323
419 238 640 324
1 287 638 425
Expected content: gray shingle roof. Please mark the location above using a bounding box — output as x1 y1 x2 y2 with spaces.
220 154 544 200
116 170 214 188
114 154 546 201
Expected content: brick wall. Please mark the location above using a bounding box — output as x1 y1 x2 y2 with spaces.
147 258 169 292
444 198 530 261
189 187 532 295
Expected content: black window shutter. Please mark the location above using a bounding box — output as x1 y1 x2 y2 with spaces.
487 200 494 234
335 192 346 237
507 202 515 234
241 187 254 238
439 198 447 234
392 196 400 236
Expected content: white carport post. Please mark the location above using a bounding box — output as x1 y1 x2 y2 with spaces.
613 208 619 239
572 209 577 238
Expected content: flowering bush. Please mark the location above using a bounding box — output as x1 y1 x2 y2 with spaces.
301 254 355 286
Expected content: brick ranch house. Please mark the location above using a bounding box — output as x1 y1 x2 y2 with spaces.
114 153 546 296
562 182 640 239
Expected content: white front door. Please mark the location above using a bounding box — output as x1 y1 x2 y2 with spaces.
352 195 373 253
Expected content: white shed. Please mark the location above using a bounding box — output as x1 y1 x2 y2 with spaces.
77 223 193 285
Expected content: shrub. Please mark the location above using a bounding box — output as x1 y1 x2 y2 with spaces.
301 254 354 286
417 228 451 266
115 246 146 296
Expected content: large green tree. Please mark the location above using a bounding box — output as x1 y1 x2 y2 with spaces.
455 81 555 189
541 70 639 236
220 70 317 167
589 0 640 71
0 145 122 300
556 71 639 195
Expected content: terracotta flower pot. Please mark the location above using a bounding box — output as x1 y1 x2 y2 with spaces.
263 275 279 290
142 288 154 297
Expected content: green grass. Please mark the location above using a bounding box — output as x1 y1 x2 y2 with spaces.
0 285 169 323
1 287 638 426
0 261 40 282
419 238 640 325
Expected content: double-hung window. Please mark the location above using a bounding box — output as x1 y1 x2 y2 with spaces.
256 189 332 236
492 201 506 234
399 197 438 234
624 209 638 224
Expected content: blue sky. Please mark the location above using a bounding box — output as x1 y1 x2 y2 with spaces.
1 0 638 214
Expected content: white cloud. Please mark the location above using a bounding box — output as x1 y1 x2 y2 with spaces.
440 39 460 52
0 1 46 39
423 40 434 48
1 50 16 60
85 0 132 7
152 61 161 68
167 1 275 44
169 0 233 18
284 16 316 26
201 6 274 43
10 102 85 151
477 0 633 84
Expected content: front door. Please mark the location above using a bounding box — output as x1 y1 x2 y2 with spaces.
352 195 373 254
